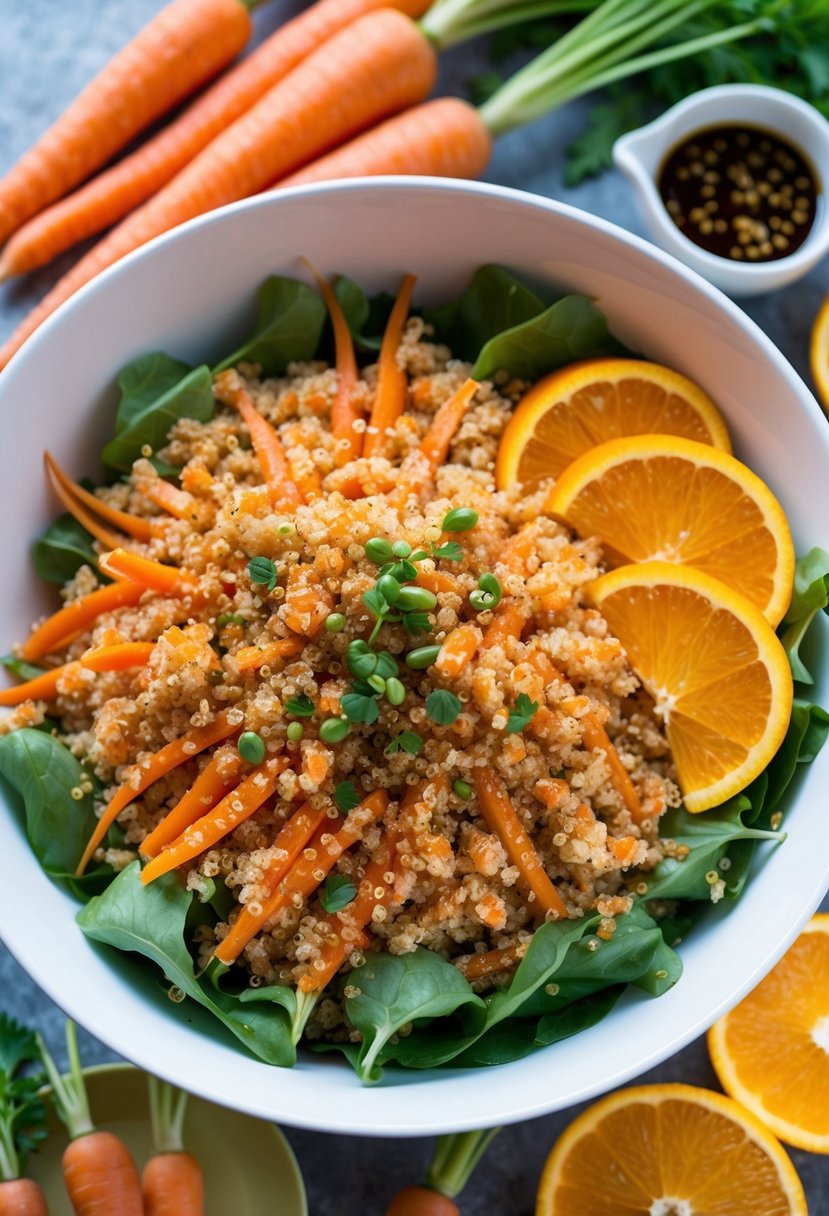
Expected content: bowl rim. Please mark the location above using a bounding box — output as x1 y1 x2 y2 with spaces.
1 176 827 1136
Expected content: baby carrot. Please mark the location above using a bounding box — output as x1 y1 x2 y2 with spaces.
19 582 145 662
418 378 479 470
474 766 568 921
140 748 244 859
143 1078 203 1216
302 263 362 465
0 0 253 247
45 451 154 543
214 371 302 510
140 756 290 884
0 10 436 371
386 1189 460 1216
98 548 198 598
0 1178 49 1216
0 664 76 707
76 710 236 875
364 274 417 459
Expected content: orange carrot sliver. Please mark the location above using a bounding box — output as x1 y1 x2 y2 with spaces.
20 582 145 661
76 710 236 875
302 262 362 466
480 601 526 651
415 569 458 597
214 371 302 509
80 641 155 672
282 565 334 637
0 664 74 707
233 637 305 672
141 756 290 884
99 548 198 597
140 748 243 858
456 942 527 982
435 623 481 680
474 766 568 921
45 450 154 542
363 273 417 459
419 378 478 469
582 715 644 824
141 478 199 521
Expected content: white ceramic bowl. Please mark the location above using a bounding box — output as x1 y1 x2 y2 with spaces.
614 84 829 296
0 179 827 1136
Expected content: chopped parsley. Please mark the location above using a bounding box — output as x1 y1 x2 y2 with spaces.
426 689 462 726
341 691 380 725
334 780 361 813
385 731 424 756
319 874 356 914
284 694 315 718
247 555 277 592
506 693 539 734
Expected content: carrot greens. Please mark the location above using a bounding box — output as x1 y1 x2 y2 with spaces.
0 1015 48 1184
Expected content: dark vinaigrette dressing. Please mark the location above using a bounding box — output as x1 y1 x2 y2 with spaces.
658 124 819 262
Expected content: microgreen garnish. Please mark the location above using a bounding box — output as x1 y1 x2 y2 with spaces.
347 641 379 680
374 652 399 680
385 731 424 756
284 694 315 717
334 780 361 813
390 559 419 582
376 573 402 604
392 540 412 558
430 541 464 562
385 677 406 705
403 611 432 636
426 689 462 726
247 555 277 592
396 586 437 612
362 586 390 617
324 612 346 633
406 645 440 670
237 731 266 764
506 693 539 734
286 722 304 742
453 779 472 800
442 507 478 533
364 537 394 564
341 691 380 725
319 874 357 913
470 573 503 612
216 612 246 627
319 717 350 743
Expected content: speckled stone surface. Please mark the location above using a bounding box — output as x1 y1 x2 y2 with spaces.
1 4 828 1213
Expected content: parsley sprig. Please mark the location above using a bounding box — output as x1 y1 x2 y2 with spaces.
319 874 357 914
506 693 539 734
0 1013 48 1182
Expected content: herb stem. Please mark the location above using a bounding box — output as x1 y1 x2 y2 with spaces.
148 1076 188 1153
37 1022 94 1141
425 1128 502 1197
420 0 594 49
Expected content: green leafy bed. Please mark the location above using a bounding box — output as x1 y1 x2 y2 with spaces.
0 268 826 1084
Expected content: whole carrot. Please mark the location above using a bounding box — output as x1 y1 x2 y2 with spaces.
386 1188 460 1216
0 0 432 280
0 1179 49 1216
0 1015 49 1216
38 1024 143 1216
143 1078 203 1216
0 8 436 371
0 0 255 246
386 1129 500 1216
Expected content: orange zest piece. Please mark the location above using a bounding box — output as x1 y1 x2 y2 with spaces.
709 914 829 1153
363 273 416 459
474 766 568 921
232 637 305 672
98 547 198 597
215 789 388 965
214 370 302 509
434 623 481 679
76 710 236 875
139 746 243 859
536 1083 808 1216
20 581 145 661
140 755 290 884
302 261 362 465
45 450 154 543
79 641 155 672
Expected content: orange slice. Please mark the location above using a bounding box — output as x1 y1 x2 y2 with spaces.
709 914 829 1153
810 294 829 416
587 562 793 812
495 357 731 488
536 1083 808 1216
546 434 795 626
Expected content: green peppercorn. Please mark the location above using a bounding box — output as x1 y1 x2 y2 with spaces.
238 731 266 764
385 677 406 705
406 644 441 670
324 612 347 633
453 779 472 800
365 537 394 563
442 507 479 533
319 717 350 743
376 574 402 604
286 722 304 742
396 586 437 612
367 673 386 695
392 540 412 558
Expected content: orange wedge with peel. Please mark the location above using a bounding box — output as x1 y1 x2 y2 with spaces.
547 434 794 626
587 562 793 812
809 294 829 416
536 1083 808 1216
496 357 731 488
709 914 829 1153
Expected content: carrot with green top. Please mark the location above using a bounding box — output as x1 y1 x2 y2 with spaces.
435 623 482 680
45 451 155 543
233 637 304 672
140 747 243 859
474 766 568 921
302 262 363 466
143 1077 204 1216
363 274 417 459
215 789 388 965
98 548 198 598
76 710 237 875
140 756 290 884
19 582 145 662
0 0 255 248
214 371 302 510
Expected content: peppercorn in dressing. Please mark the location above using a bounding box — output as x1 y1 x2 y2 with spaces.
659 124 819 262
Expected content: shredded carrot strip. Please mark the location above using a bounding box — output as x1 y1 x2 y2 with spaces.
498 522 544 576
415 568 457 597
0 664 74 706
215 789 388 965
302 262 362 466
214 370 303 509
363 273 416 459
140 747 243 858
480 601 526 651
76 710 236 875
80 641 155 671
474 766 568 921
45 450 154 542
456 942 527 981
289 459 323 503
582 714 645 824
418 377 478 468
434 623 481 680
610 835 639 865
141 756 290 884
282 564 334 637
298 831 397 993
20 582 145 661
141 477 199 521
233 637 304 672
99 547 198 597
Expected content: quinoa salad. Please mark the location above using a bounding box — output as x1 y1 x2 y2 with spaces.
1 267 822 1080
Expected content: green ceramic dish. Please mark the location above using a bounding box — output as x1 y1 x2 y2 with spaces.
27 1063 307 1216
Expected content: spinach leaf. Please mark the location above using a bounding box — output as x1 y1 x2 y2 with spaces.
424 265 545 361
473 295 629 381
455 987 624 1067
535 986 624 1046
31 514 99 585
0 728 110 895
761 698 829 818
214 275 326 375
0 655 48 682
103 355 214 474
343 947 485 1082
333 276 395 352
779 548 829 683
78 863 295 1066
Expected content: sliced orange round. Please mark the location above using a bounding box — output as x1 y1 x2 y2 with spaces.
809 294 829 416
495 357 731 489
587 562 793 812
536 1083 808 1216
546 434 795 626
709 914 829 1153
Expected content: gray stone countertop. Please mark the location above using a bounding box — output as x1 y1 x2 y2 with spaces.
1 3 828 1212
